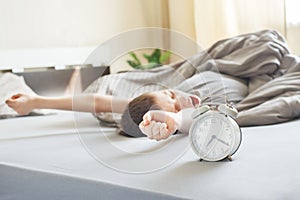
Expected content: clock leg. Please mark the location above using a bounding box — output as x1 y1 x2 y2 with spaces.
227 156 232 161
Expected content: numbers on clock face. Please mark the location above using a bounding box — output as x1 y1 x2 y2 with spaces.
191 114 234 161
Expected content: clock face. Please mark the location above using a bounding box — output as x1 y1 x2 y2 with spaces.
190 113 237 161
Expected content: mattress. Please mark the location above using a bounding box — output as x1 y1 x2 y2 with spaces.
0 111 300 200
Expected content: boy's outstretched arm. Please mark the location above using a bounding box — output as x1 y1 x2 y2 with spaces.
6 93 130 115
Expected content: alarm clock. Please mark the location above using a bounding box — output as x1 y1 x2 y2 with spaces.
189 104 242 161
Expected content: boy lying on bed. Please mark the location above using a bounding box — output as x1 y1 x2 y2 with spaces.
6 70 247 141
5 90 201 141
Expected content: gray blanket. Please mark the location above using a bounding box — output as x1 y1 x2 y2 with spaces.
86 29 300 127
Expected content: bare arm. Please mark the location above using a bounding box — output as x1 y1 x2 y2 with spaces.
6 93 130 115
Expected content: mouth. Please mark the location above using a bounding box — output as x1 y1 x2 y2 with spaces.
190 95 200 106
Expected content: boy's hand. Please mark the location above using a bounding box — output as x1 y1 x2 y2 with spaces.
5 93 36 115
139 110 180 141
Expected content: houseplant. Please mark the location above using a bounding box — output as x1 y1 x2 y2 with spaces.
127 48 171 70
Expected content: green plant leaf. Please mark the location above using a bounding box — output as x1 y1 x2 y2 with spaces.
143 49 161 63
143 53 152 63
129 52 141 65
127 49 171 70
159 50 171 63
151 49 161 63
127 60 138 68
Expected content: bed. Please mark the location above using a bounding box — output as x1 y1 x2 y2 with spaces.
1 29 300 199
1 111 300 200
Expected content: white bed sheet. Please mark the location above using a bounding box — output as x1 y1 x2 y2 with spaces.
0 111 300 200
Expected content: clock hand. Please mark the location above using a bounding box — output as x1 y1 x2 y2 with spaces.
215 137 229 146
206 135 216 147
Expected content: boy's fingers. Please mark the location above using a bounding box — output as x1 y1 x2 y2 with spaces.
139 119 173 141
160 124 170 139
152 122 163 139
11 93 22 99
6 96 21 104
142 112 152 126
5 99 15 105
6 93 22 103
153 122 171 141
143 121 156 137
142 120 150 126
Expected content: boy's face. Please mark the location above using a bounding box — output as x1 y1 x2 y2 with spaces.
149 89 200 112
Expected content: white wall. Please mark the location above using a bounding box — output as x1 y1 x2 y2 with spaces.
0 0 165 49
0 0 165 69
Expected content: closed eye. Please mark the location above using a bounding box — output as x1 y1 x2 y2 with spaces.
169 90 176 99
174 105 180 113
169 90 180 112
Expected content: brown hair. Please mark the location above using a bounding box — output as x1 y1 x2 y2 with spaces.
120 93 160 137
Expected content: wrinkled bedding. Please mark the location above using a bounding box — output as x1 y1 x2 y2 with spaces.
86 29 300 127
